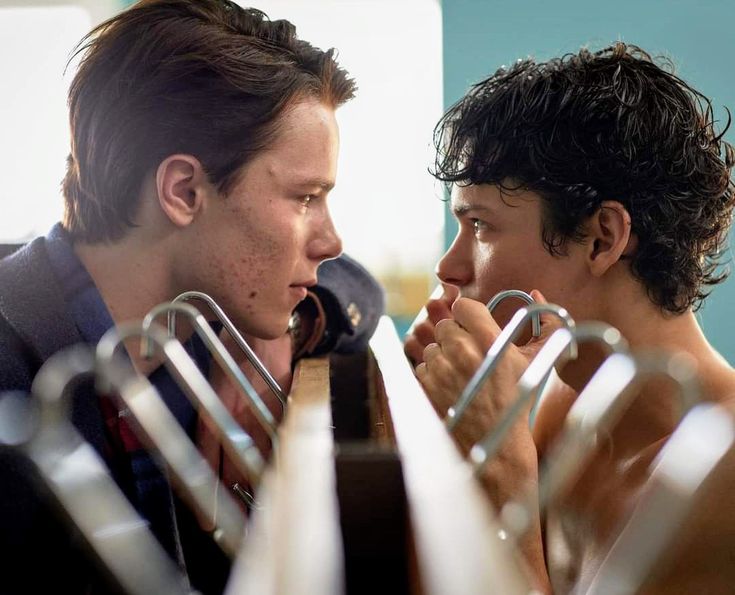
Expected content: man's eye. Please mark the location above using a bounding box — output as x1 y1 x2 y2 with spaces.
471 218 488 235
300 195 314 207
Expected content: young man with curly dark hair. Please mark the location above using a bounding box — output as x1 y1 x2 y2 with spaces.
406 42 735 593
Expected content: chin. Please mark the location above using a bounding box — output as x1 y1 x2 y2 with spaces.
244 313 291 341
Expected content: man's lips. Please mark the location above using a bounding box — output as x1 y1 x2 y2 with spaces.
289 280 316 301
290 279 318 289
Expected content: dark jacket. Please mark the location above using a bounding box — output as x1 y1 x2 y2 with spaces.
0 237 112 593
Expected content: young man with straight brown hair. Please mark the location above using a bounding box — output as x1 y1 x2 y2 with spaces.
0 2 383 592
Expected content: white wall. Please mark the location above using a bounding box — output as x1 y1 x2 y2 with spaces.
0 0 118 242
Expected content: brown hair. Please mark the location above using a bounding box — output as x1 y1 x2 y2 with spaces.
62 0 356 243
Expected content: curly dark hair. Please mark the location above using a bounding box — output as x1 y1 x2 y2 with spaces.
433 42 735 313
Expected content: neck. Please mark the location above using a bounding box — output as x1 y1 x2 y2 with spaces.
565 302 730 394
74 230 178 374
76 234 174 324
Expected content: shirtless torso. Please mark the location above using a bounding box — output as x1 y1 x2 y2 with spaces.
534 324 735 593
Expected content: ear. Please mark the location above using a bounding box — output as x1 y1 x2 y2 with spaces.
585 200 636 277
155 154 211 227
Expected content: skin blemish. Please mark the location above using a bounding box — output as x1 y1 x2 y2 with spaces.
249 291 257 298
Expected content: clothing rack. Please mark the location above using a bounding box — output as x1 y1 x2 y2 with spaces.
3 310 734 593
226 317 532 594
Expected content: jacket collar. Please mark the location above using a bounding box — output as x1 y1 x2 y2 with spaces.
0 236 83 366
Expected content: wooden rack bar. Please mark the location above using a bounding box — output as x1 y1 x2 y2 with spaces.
226 356 343 594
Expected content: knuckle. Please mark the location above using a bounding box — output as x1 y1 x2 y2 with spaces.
422 341 440 361
426 300 451 323
434 318 458 342
445 337 482 372
415 362 428 380
404 342 422 366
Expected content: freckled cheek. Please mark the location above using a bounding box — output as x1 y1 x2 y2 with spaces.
237 260 268 291
231 241 293 303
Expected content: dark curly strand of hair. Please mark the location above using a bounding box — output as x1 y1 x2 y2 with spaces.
433 42 735 313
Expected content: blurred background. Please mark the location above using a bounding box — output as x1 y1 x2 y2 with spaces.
1 0 734 357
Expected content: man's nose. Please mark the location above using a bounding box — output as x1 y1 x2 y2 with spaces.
435 233 472 287
309 213 343 262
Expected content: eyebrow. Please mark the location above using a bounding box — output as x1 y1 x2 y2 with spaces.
452 203 496 218
293 178 335 192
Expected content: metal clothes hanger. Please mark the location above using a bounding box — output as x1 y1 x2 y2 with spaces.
0 347 190 594
533 351 700 528
170 291 286 408
485 289 542 338
465 323 626 543
580 402 735 595
142 301 278 446
405 288 540 343
445 303 576 430
470 322 627 471
96 322 253 557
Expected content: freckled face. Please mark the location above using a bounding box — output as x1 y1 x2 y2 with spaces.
179 99 343 338
436 183 588 325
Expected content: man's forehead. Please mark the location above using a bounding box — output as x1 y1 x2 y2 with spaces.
450 184 499 213
258 153 336 190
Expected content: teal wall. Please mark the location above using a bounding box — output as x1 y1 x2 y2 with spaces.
442 0 735 362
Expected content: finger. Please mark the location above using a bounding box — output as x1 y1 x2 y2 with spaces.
426 298 453 325
404 336 425 366
407 284 445 333
415 361 428 381
412 319 436 348
530 289 547 305
417 369 447 416
451 297 502 350
441 283 461 303
433 318 466 346
433 321 485 377
426 283 459 322
405 319 437 361
425 353 458 391
423 342 442 364
417 354 463 417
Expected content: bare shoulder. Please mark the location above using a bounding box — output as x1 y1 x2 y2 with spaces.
700 355 735 406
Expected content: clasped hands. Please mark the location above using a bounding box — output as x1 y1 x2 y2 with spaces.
406 286 565 486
